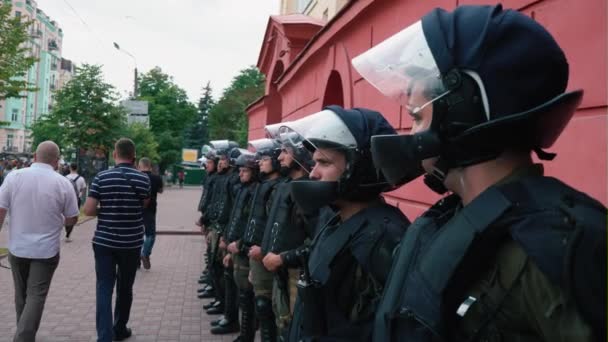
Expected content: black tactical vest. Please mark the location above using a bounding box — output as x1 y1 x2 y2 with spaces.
210 171 232 227
242 177 283 247
198 171 217 213
373 176 606 342
226 181 258 243
261 179 310 255
290 203 408 341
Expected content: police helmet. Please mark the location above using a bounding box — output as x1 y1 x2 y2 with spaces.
352 4 582 192
285 106 400 212
249 138 281 173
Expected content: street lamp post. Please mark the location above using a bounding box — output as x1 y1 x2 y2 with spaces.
113 42 138 98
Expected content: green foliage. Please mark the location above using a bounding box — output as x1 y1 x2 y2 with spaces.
138 67 197 171
0 2 37 100
208 66 264 146
123 123 159 163
29 64 126 153
183 82 213 150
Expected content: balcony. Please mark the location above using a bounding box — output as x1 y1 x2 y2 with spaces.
3 146 18 153
30 29 42 38
48 40 58 51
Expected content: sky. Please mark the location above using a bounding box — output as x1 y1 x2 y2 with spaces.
35 0 279 101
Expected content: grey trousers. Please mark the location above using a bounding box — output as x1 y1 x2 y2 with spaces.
9 252 60 342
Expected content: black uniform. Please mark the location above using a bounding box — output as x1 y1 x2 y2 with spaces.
373 168 605 342
289 201 408 341
260 176 321 337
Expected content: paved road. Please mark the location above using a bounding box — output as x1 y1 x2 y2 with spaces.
0 186 242 342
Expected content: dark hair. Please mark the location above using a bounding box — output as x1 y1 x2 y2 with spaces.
115 138 136 160
70 162 78 171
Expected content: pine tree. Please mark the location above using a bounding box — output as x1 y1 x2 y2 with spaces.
184 82 213 149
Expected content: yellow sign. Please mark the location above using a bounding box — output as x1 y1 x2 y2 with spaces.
182 149 198 163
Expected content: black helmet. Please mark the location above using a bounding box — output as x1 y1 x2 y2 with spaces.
235 152 259 170
229 148 248 166
353 4 582 193
210 140 239 157
249 138 281 174
276 130 314 175
286 106 400 212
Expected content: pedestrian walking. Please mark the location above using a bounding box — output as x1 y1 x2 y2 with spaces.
0 141 79 342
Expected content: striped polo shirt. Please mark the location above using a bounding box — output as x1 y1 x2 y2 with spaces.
89 163 151 249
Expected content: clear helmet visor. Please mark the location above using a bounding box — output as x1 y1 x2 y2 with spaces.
209 140 230 150
352 21 448 107
265 122 290 139
201 144 214 155
248 138 277 152
248 138 279 161
279 109 358 175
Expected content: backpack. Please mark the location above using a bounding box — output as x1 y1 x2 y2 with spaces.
68 175 81 199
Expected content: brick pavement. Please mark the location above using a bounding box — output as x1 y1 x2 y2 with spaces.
0 186 245 342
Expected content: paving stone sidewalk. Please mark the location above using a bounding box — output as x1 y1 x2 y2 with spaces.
0 186 241 342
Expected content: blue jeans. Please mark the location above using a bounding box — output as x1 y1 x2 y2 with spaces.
141 210 157 257
93 244 139 342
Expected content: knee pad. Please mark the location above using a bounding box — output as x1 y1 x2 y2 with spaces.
255 296 273 318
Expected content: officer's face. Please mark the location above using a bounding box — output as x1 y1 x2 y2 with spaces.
205 159 216 172
407 83 437 173
278 147 294 168
309 148 345 182
239 167 252 183
259 156 273 173
218 158 229 171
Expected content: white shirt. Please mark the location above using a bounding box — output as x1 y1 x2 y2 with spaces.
66 172 87 196
0 163 80 258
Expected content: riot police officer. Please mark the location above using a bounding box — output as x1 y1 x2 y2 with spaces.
201 140 239 312
211 152 260 337
197 147 220 288
284 106 410 341
242 138 284 342
351 4 606 341
260 132 321 340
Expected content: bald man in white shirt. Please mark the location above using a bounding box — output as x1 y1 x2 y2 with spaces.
0 141 79 342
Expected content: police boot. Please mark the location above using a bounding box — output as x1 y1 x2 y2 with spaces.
210 268 240 334
255 296 277 342
210 315 225 327
205 301 224 315
210 261 225 305
203 300 220 310
235 289 256 342
197 284 215 299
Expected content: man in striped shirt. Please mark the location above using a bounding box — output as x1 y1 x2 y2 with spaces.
84 138 150 342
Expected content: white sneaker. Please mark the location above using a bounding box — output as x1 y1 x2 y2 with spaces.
64 237 72 243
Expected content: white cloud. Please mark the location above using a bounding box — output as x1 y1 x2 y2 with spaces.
36 0 278 101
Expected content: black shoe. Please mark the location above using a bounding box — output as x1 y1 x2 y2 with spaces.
210 316 225 327
198 285 213 293
113 327 132 341
206 305 224 315
210 319 239 334
198 290 215 299
203 300 220 310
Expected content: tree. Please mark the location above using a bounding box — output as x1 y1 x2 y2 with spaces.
208 66 264 146
0 2 37 100
30 64 126 153
123 123 159 163
183 82 213 150
138 67 197 171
